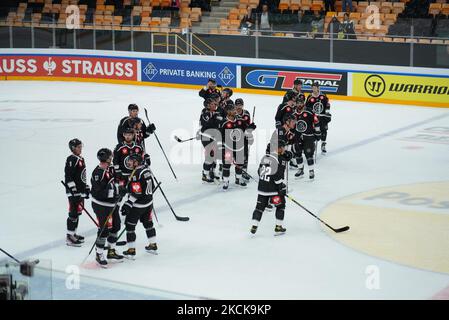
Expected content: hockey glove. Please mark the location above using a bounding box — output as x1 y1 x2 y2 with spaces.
247 122 257 130
146 123 156 134
118 186 127 198
68 183 77 195
121 202 132 217
278 183 287 196
283 150 293 162
144 154 151 166
84 185 90 199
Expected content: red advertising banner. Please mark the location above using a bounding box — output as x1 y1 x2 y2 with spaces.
0 55 138 81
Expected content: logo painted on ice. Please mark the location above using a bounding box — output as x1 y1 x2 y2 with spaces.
143 62 158 80
218 67 235 86
43 57 56 75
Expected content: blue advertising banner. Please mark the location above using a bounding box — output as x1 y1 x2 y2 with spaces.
140 58 237 87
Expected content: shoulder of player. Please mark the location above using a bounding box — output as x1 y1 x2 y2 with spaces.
119 116 130 126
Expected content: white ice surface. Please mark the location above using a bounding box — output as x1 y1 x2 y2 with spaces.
0 81 448 299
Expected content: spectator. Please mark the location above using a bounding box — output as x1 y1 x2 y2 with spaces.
240 6 255 31
341 12 356 39
310 10 324 38
327 15 341 38
191 0 211 12
342 0 353 12
259 0 277 12
258 4 272 34
324 0 335 12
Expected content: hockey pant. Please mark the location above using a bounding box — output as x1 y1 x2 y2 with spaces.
292 135 315 170
125 204 156 248
67 197 84 233
252 194 285 224
92 202 121 250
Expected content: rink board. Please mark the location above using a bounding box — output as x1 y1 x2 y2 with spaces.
0 49 448 107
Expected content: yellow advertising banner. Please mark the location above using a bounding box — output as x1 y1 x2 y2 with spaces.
352 73 449 106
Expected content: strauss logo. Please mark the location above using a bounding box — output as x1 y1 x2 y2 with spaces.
43 57 56 75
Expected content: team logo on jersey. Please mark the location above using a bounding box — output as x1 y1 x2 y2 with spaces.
131 182 142 194
296 120 307 133
312 102 324 114
81 168 86 183
134 147 141 153
124 155 132 170
122 148 128 155
218 67 235 86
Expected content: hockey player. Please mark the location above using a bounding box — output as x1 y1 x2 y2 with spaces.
113 127 149 187
282 79 306 104
293 106 321 180
267 114 297 155
90 148 124 268
199 79 221 100
116 104 156 144
250 139 290 235
235 98 256 183
64 138 89 247
220 88 233 108
121 153 158 259
305 82 331 154
197 98 222 183
275 91 296 128
218 100 249 190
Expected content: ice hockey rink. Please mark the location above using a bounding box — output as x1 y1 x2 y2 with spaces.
0 80 448 300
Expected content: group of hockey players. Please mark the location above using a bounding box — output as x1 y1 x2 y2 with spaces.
197 78 331 236
64 103 158 268
63 78 331 268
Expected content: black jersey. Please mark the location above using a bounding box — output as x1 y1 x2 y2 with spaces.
275 102 295 127
199 107 222 143
127 166 154 208
257 154 285 196
64 154 87 197
117 116 149 144
295 109 320 137
199 87 220 100
305 93 330 120
282 89 306 105
266 126 295 154
90 165 117 207
219 117 245 153
113 142 146 178
236 109 251 128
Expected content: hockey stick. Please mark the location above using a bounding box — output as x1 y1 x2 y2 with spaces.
286 195 350 233
240 168 349 233
113 181 162 247
314 140 318 164
150 169 189 221
82 168 137 264
252 106 256 122
174 135 195 143
61 181 99 227
0 248 21 263
144 108 178 181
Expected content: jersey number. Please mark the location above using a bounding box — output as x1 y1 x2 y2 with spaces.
260 165 271 182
